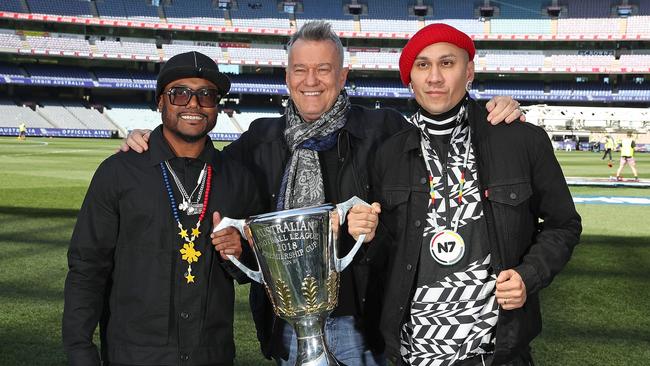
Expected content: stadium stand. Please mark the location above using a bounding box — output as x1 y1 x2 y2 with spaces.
162 0 227 26
557 18 621 35
25 35 92 55
64 102 119 130
426 0 473 19
490 19 552 34
0 100 55 128
360 0 418 33
561 0 611 18
94 39 159 59
0 62 24 78
162 43 223 61
26 0 93 17
0 0 648 140
495 0 546 18
225 109 281 133
38 101 91 129
95 0 160 22
480 50 545 70
226 46 288 64
230 0 290 29
296 0 356 32
627 16 650 34
24 64 93 81
104 104 160 131
0 0 26 13
0 32 22 51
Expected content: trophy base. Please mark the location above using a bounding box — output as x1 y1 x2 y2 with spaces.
292 315 342 366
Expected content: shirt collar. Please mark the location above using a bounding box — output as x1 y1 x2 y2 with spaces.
148 125 216 166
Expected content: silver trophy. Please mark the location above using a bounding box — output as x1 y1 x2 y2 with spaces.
214 196 369 366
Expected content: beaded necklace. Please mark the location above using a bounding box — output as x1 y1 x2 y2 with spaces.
160 162 213 284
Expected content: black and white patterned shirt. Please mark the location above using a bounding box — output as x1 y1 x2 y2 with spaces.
400 102 499 366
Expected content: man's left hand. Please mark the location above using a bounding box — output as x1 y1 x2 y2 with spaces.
347 202 381 243
495 269 527 310
486 96 525 124
210 211 243 260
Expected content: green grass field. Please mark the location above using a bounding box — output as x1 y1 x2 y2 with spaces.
1 137 649 365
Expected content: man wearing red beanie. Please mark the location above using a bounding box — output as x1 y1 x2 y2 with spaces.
371 24 582 366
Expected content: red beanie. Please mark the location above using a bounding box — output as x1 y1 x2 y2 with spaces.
399 23 475 86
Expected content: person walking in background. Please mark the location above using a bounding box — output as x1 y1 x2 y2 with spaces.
616 131 639 182
18 122 26 140
602 135 614 167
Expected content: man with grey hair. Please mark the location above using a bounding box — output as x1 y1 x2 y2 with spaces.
123 20 523 365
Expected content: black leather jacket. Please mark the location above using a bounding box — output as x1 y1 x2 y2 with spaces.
371 99 582 364
223 105 410 359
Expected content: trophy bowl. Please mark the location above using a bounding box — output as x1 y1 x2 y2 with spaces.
214 197 368 366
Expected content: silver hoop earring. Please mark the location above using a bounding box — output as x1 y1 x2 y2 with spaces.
466 80 473 92
408 83 413 94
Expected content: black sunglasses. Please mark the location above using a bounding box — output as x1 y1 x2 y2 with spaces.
165 87 221 108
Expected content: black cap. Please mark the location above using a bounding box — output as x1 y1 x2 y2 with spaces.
156 51 231 100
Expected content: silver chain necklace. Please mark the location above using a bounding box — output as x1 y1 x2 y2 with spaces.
164 161 208 215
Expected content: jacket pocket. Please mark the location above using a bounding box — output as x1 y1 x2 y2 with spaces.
379 187 411 246
487 181 532 206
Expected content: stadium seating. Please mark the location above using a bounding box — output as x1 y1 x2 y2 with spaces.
354 51 400 68
224 109 281 133
38 102 90 129
0 100 55 128
561 0 611 18
25 35 92 55
619 54 650 70
64 103 118 130
548 52 615 69
95 40 159 58
226 46 288 64
95 0 160 22
480 50 545 70
490 19 552 34
0 63 24 78
424 19 483 35
297 0 355 32
105 104 161 131
360 0 418 33
557 18 621 35
481 81 546 96
426 0 474 19
26 0 93 17
0 0 26 13
162 0 227 26
0 33 22 51
496 0 545 18
24 64 93 81
230 0 290 29
627 16 650 34
162 43 223 61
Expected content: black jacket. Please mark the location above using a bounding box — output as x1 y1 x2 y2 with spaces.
371 99 582 364
63 127 262 366
223 105 410 359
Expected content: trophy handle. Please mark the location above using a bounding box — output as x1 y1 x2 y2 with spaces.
213 217 264 284
334 196 371 272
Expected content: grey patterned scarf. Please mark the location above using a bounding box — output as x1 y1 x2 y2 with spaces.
278 90 351 210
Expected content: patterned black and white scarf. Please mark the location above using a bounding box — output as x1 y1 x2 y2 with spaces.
277 90 350 210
